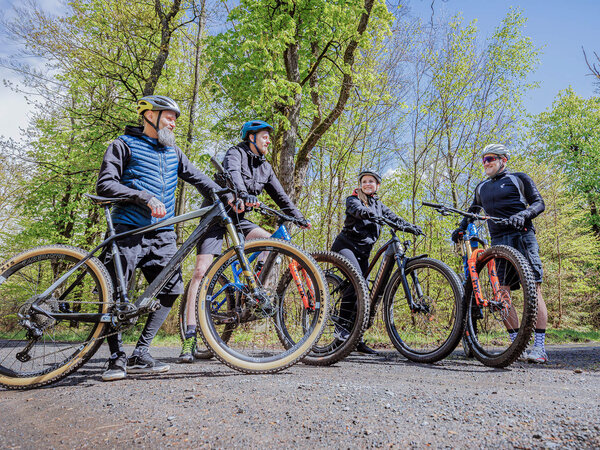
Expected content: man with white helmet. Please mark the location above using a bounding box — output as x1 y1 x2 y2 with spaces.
451 144 549 363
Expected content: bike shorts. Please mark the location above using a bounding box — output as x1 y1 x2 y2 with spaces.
196 217 259 255
105 224 184 297
491 230 543 284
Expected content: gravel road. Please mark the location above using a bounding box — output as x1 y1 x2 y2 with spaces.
2 343 599 449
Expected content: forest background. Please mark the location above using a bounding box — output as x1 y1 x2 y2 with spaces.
1 0 599 340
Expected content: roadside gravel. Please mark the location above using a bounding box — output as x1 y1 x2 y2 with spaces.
1 343 598 449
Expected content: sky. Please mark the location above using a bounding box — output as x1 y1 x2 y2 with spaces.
0 0 599 141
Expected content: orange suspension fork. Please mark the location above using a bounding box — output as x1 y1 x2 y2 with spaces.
467 248 487 307
289 260 315 311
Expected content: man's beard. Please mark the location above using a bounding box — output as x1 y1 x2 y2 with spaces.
157 127 177 147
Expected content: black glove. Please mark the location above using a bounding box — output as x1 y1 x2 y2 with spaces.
508 212 526 230
297 217 311 228
243 194 259 206
411 224 424 236
451 227 465 243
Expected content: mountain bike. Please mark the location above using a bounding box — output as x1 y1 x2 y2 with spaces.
423 202 538 367
365 216 465 362
278 215 464 363
179 204 370 366
0 161 329 390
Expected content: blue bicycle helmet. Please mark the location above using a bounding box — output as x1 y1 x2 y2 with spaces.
240 120 274 141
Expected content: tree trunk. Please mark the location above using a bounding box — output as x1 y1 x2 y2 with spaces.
175 0 206 245
143 0 183 96
292 0 376 199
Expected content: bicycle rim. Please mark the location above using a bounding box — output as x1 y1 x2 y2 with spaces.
0 245 113 389
383 257 465 363
196 239 328 373
465 245 538 368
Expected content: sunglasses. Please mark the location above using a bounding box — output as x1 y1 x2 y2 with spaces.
482 155 500 164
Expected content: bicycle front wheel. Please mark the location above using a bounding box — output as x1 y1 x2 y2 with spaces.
196 238 329 374
464 245 537 368
178 276 236 360
276 251 370 366
383 257 465 363
0 245 113 389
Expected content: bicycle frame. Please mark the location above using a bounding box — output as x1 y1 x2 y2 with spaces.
222 218 315 312
459 229 503 310
29 191 257 325
364 225 427 317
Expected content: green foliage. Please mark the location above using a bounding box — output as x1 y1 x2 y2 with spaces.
531 88 600 235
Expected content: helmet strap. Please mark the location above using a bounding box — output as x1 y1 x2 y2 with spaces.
143 110 162 133
249 133 261 155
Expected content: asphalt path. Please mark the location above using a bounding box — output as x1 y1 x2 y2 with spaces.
1 343 599 449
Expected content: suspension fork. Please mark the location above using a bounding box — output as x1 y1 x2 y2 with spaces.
396 254 424 312
225 221 259 293
467 248 487 307
288 261 315 311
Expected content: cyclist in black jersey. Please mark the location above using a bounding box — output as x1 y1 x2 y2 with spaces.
451 144 549 363
331 170 422 355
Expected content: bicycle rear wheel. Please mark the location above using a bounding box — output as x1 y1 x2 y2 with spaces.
464 245 537 368
383 257 465 363
276 251 369 366
196 239 328 374
0 245 113 389
178 276 235 360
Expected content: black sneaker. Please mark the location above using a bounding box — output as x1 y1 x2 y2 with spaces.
127 352 170 374
356 341 378 355
102 352 127 382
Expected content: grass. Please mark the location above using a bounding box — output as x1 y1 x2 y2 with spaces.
544 329 600 344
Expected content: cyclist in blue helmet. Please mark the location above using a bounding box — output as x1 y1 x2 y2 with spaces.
331 170 422 355
178 120 310 362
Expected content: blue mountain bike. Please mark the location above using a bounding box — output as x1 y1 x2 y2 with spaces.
179 204 370 366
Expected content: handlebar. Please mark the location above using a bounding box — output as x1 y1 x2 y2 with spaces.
257 203 309 227
421 201 507 225
373 215 424 236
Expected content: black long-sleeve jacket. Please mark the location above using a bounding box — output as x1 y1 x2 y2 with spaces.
460 169 545 236
338 190 413 249
222 142 304 221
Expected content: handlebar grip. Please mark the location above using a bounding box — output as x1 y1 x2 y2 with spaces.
422 201 442 208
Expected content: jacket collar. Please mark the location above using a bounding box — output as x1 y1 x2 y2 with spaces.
490 168 509 181
124 125 170 149
351 188 378 202
238 141 266 162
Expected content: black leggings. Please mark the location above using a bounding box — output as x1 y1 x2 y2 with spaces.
331 236 371 327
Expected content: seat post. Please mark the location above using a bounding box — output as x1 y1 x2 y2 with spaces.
105 206 116 236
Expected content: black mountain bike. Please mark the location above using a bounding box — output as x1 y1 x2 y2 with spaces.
278 215 465 364
364 216 465 362
0 161 329 390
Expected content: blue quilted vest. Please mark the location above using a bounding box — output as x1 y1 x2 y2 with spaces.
111 134 179 230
